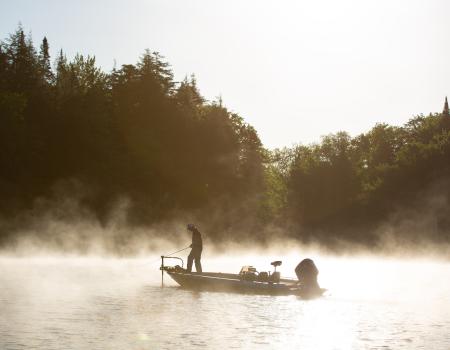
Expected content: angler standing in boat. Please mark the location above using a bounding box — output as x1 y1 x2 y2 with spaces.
186 224 203 273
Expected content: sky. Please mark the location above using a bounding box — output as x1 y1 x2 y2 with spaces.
1 0 450 149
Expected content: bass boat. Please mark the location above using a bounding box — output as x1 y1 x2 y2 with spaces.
160 256 326 299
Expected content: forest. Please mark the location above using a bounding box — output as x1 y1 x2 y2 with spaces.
1 26 450 249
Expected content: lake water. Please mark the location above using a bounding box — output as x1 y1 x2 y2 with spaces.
1 253 449 349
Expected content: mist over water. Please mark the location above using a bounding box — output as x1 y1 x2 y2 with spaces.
1 251 449 350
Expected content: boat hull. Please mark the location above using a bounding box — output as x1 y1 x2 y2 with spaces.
165 271 325 298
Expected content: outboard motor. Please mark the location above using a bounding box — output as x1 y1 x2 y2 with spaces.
295 258 320 291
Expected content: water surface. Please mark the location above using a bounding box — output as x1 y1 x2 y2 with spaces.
1 254 449 349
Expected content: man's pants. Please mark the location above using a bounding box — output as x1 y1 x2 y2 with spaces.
187 249 202 272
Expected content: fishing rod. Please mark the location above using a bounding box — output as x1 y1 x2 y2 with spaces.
164 246 190 257
147 245 191 266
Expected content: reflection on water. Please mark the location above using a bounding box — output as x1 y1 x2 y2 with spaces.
0 254 449 349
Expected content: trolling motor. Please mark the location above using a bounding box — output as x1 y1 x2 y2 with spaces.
159 245 191 287
160 256 184 287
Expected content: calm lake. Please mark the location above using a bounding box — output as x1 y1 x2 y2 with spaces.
1 253 449 349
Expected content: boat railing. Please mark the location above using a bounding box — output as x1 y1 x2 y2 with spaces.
160 255 184 287
160 255 184 269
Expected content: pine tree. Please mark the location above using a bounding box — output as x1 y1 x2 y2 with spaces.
443 96 449 117
55 49 69 99
5 25 38 92
137 50 174 95
38 37 53 84
0 44 8 90
173 74 205 117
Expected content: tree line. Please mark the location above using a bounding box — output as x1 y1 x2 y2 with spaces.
1 25 449 247
275 107 450 245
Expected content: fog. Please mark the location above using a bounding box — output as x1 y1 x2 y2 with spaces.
1 213 450 259
0 179 450 261
2 200 449 349
1 252 449 349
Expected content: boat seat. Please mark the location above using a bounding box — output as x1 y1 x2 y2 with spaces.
270 271 281 283
258 271 269 282
271 261 282 267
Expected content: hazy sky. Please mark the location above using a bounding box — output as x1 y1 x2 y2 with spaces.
1 0 449 149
